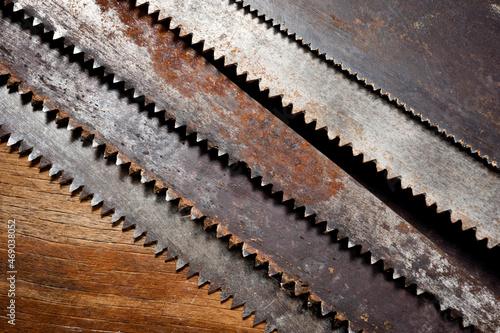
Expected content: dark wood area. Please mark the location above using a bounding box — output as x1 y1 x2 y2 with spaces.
0 143 265 332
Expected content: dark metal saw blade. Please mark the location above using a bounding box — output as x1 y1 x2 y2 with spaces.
1 3 498 332
240 0 500 164
0 84 337 333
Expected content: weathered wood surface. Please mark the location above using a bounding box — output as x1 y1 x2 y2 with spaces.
0 144 264 332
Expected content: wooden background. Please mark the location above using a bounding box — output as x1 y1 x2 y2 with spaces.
0 143 265 332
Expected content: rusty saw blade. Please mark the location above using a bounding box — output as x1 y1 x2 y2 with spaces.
0 83 337 333
76 0 500 249
239 0 500 164
1 2 498 331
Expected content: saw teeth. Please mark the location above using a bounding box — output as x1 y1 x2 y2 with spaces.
133 226 145 239
186 265 199 279
38 156 52 169
220 289 232 302
253 311 268 326
69 180 83 193
231 294 246 309
208 281 222 294
59 172 73 184
17 140 31 154
165 189 179 201
6 133 22 146
48 165 61 176
101 202 114 215
197 273 209 287
79 187 93 200
12 2 23 12
320 303 331 316
190 207 203 220
241 304 254 318
175 257 188 271
90 193 103 206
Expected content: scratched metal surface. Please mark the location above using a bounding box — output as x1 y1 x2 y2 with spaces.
101 0 500 248
1 4 499 331
241 0 500 164
0 86 337 333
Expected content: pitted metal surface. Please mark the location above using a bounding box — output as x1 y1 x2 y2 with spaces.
241 0 500 164
1 3 499 331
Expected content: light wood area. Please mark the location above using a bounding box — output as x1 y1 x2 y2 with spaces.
0 143 265 332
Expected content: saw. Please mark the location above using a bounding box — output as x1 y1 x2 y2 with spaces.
1 0 499 331
0 82 336 333
240 0 500 165
104 0 500 249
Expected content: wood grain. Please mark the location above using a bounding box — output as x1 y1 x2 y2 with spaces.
0 143 265 332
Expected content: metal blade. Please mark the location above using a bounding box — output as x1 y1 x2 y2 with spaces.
48 0 499 249
240 0 500 164
1 4 498 331
0 84 337 333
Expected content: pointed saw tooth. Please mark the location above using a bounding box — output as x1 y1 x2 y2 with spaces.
253 311 267 326
140 172 154 183
72 45 82 55
69 179 84 193
220 289 232 302
190 207 203 220
122 217 136 229
186 265 199 279
27 148 41 162
154 242 165 254
132 90 142 99
416 287 425 295
133 227 145 239
175 257 188 271
242 246 252 257
90 193 103 206
165 189 179 201
18 140 32 153
241 304 254 319
92 138 103 148
38 156 52 169
197 272 209 287
79 187 93 200
42 105 51 113
115 154 125 165
52 31 63 40
101 202 114 215
392 271 401 279
144 231 158 245
59 172 73 184
321 303 331 316
208 281 222 294
347 240 355 248
12 2 23 12
231 294 246 309
370 255 379 265
7 134 22 146
48 165 62 177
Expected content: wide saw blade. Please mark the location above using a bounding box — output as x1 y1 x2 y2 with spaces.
240 0 500 164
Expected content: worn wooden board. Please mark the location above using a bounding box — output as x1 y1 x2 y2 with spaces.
0 143 265 332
